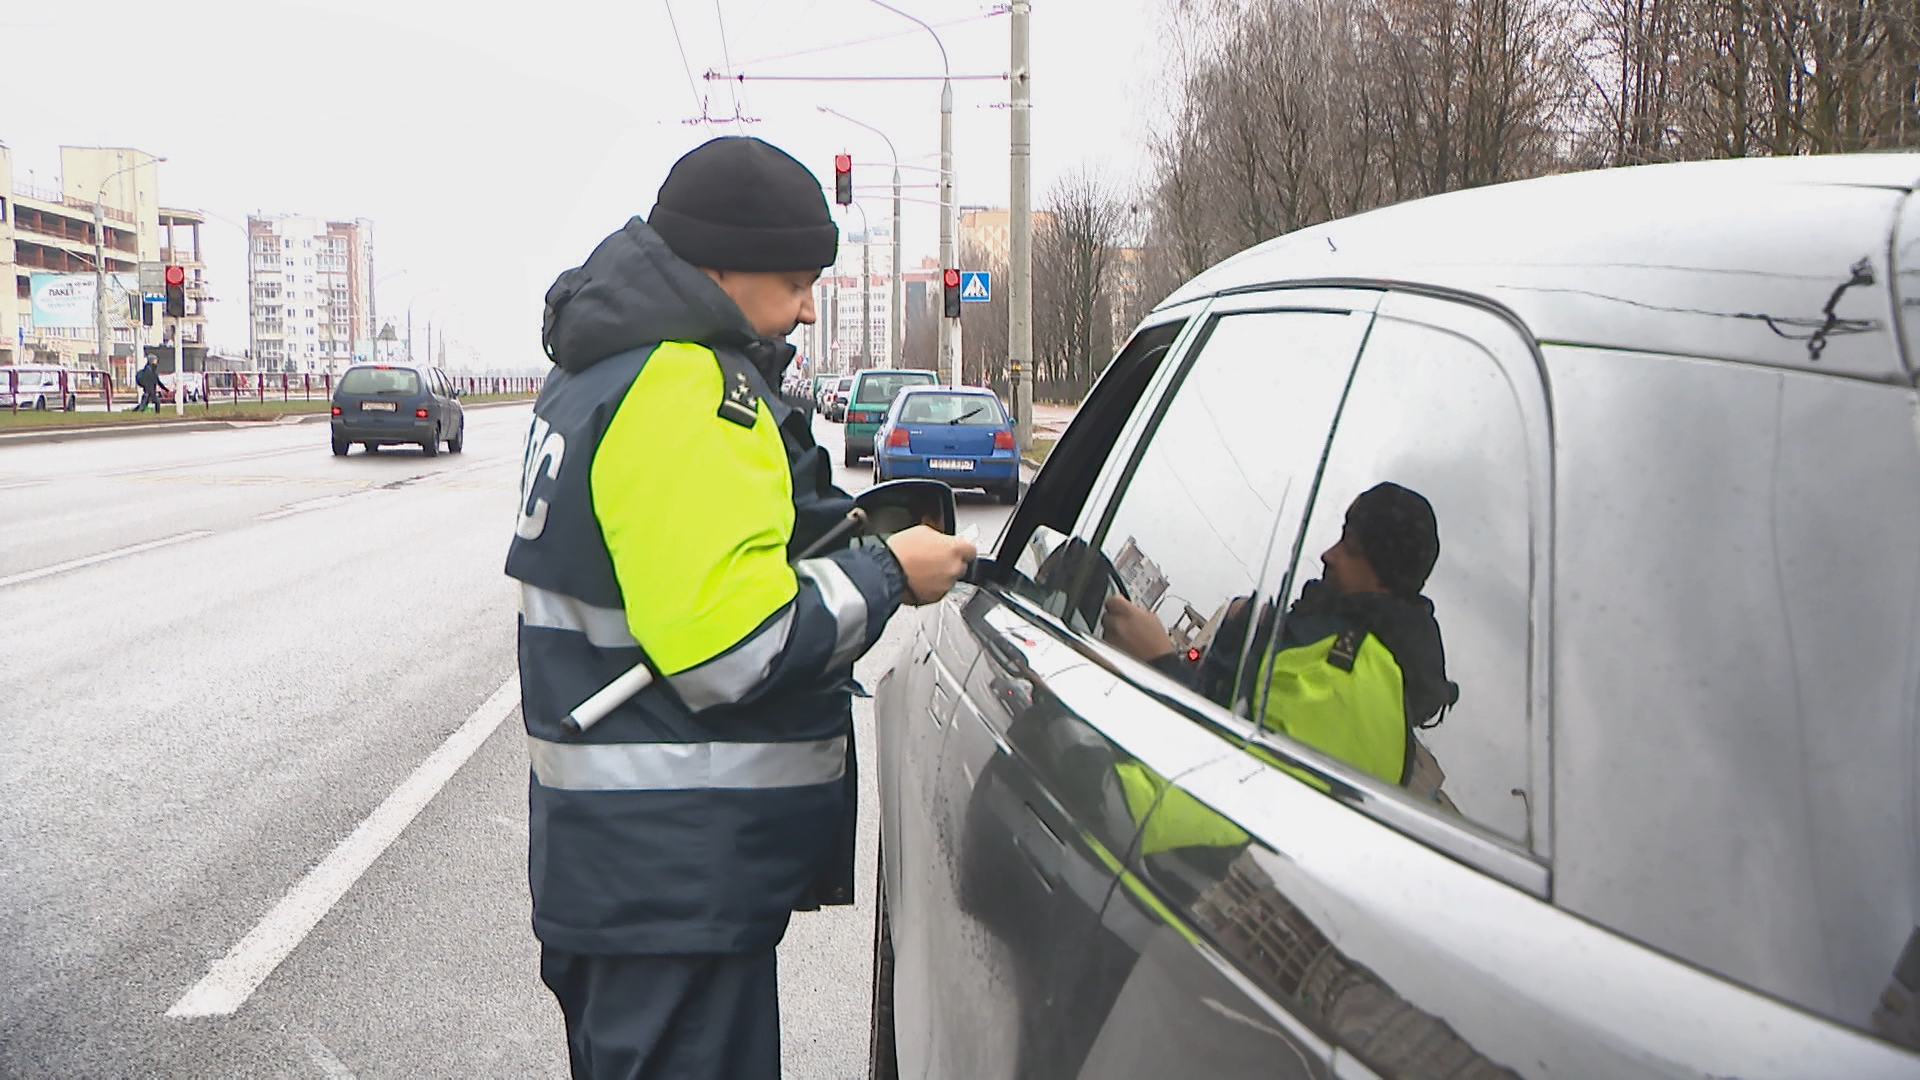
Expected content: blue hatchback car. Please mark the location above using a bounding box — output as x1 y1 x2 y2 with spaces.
872 386 1020 504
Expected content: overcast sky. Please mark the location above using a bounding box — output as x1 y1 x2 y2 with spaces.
3 0 1174 370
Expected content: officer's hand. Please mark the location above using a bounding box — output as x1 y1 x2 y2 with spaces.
1102 595 1175 661
886 526 977 605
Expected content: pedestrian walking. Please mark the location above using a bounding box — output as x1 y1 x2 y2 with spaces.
134 358 161 413
505 136 976 1080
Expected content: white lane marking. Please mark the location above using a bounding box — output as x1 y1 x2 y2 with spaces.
166 675 521 1019
0 479 48 491
0 530 215 589
298 1032 358 1079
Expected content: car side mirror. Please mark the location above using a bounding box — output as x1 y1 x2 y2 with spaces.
451 387 463 398
854 478 957 538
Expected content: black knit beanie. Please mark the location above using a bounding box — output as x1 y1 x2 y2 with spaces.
1344 482 1441 598
648 137 839 272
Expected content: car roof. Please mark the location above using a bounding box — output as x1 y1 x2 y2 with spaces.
1157 153 1920 384
853 368 937 378
344 363 428 374
897 385 993 396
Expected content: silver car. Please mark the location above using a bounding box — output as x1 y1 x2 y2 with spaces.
872 154 1920 1078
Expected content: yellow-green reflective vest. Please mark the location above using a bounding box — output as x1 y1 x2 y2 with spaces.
1261 631 1408 786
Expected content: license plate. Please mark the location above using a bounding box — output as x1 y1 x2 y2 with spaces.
360 401 398 412
928 459 974 471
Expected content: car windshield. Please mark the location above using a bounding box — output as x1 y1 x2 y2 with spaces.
339 368 420 395
899 393 1003 426
856 372 934 404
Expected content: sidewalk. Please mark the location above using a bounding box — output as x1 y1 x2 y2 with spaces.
0 397 535 448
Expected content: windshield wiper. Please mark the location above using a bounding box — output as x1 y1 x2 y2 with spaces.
949 407 985 425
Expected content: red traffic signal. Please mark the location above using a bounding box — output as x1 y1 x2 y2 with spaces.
163 265 186 318
833 154 853 206
943 268 962 317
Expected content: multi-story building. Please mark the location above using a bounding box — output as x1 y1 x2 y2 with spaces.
247 214 372 373
818 226 895 372
1 144 163 377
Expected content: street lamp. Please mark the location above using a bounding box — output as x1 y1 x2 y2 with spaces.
818 107 904 370
867 0 955 384
93 155 165 386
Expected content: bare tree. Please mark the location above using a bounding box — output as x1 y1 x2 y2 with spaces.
959 234 1009 389
1035 168 1128 401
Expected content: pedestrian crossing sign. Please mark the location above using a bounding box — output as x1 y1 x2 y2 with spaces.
959 271 991 302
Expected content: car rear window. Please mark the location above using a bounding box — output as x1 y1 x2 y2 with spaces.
900 393 1004 425
339 368 420 395
856 372 935 404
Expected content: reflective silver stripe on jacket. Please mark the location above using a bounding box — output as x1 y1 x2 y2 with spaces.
665 606 796 711
796 558 867 669
520 583 638 649
527 734 847 791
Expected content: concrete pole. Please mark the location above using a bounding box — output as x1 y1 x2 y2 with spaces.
861 237 872 368
891 165 904 369
93 200 108 383
1009 1 1034 449
174 315 185 416
938 77 956 386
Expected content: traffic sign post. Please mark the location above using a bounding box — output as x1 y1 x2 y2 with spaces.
959 271 990 302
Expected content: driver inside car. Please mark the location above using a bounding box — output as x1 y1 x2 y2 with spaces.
1102 482 1458 793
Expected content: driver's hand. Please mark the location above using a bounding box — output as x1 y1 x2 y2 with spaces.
1102 596 1176 661
886 526 977 606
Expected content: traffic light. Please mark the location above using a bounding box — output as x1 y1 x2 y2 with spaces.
163 265 186 318
833 154 853 206
943 268 962 318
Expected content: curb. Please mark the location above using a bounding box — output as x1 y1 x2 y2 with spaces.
0 396 534 449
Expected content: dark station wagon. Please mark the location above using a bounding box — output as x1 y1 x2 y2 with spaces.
871 154 1920 1079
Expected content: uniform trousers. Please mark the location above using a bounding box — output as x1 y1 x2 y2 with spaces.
540 946 781 1080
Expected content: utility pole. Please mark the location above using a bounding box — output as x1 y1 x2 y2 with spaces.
93 156 165 386
861 237 872 368
938 77 956 386
889 165 903 368
1009 1 1034 449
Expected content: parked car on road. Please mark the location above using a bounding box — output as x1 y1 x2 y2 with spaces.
329 363 465 456
871 153 1920 1080
873 386 1019 504
0 366 79 411
841 368 938 465
826 375 854 423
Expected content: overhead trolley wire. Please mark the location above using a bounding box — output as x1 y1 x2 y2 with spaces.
663 0 710 124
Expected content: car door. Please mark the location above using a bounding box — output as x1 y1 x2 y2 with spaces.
915 291 1382 1079
877 313 1196 1080
1072 290 1918 1079
442 369 464 434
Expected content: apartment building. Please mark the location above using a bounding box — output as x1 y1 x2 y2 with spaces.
1 144 162 376
247 214 372 373
820 226 894 371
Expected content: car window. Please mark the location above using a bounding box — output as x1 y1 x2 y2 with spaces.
1032 309 1370 715
1258 314 1535 846
855 372 934 404
339 367 420 395
899 393 1003 425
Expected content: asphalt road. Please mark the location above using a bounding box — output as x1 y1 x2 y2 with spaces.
0 403 1017 1078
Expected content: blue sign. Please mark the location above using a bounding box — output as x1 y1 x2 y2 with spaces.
959 270 991 303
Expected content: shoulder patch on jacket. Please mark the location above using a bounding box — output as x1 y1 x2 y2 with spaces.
715 349 761 428
1326 627 1365 672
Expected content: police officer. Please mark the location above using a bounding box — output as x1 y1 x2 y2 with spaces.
506 136 975 1079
